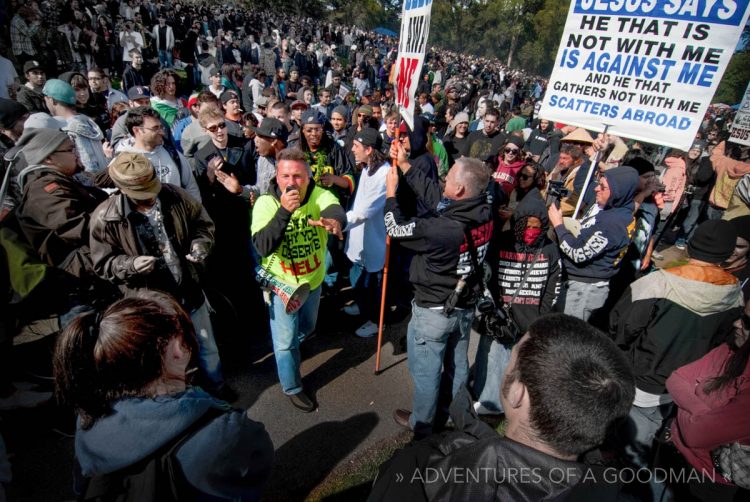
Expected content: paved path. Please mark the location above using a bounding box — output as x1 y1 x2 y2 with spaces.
4 293 431 502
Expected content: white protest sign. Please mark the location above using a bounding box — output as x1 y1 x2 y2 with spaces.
394 0 433 130
729 81 750 146
540 0 750 150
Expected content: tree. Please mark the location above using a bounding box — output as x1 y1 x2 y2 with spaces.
713 51 750 105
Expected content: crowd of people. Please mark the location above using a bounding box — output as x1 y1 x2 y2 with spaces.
0 0 749 501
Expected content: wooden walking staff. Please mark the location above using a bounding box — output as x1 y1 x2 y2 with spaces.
573 124 610 220
374 122 400 374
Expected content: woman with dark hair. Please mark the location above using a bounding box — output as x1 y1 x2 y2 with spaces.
54 291 273 500
95 16 115 75
492 135 527 197
498 161 546 222
221 63 241 94
271 67 287 102
662 299 750 501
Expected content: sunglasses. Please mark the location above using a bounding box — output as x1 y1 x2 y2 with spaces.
206 122 228 133
518 173 533 180
504 148 519 154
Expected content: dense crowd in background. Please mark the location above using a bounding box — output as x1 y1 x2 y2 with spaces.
0 1 749 501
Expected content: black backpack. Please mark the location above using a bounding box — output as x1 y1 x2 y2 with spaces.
78 408 223 502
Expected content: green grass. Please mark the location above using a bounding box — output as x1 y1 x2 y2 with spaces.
305 416 507 501
306 431 412 501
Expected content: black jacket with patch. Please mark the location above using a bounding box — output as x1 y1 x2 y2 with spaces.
384 165 492 309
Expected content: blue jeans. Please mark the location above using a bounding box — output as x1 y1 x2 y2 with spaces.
350 262 382 323
676 199 705 245
622 402 675 501
268 286 322 395
158 49 173 68
706 205 725 221
559 279 609 321
407 303 473 437
190 299 224 389
472 335 513 413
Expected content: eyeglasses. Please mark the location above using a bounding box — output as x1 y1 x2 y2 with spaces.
206 122 227 133
138 124 164 132
504 148 519 154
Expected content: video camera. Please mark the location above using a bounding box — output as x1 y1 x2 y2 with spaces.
546 180 570 205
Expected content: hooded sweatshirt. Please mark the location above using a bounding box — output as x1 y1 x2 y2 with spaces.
385 164 493 308
75 388 273 500
62 114 109 174
494 190 561 331
661 155 686 213
610 264 742 396
397 116 438 218
554 166 638 282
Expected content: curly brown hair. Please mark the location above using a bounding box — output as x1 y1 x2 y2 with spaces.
150 69 179 98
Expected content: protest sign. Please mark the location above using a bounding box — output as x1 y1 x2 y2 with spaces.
729 81 750 146
540 0 750 150
394 0 433 130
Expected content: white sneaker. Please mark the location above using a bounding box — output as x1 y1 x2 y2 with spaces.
355 320 379 338
342 303 360 316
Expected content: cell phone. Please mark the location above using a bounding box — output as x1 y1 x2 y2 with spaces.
207 153 221 164
285 186 295 193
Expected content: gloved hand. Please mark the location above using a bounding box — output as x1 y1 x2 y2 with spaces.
186 243 208 264
133 255 157 274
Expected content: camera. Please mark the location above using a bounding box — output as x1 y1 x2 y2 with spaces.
546 180 570 204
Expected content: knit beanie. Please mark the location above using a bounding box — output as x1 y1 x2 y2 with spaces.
728 215 750 243
331 105 348 119
109 153 161 200
15 128 69 165
506 135 524 149
0 98 28 129
687 220 737 264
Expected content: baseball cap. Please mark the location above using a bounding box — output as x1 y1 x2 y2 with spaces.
354 128 382 150
357 105 373 117
127 86 151 100
220 90 240 104
24 60 44 74
290 100 309 110
251 117 288 143
301 109 325 125
42 79 76 106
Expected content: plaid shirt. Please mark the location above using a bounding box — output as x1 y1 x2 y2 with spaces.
10 15 38 57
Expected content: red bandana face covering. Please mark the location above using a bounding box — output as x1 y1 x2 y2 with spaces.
522 227 542 245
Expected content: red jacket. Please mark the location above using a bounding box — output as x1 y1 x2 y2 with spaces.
666 343 750 484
